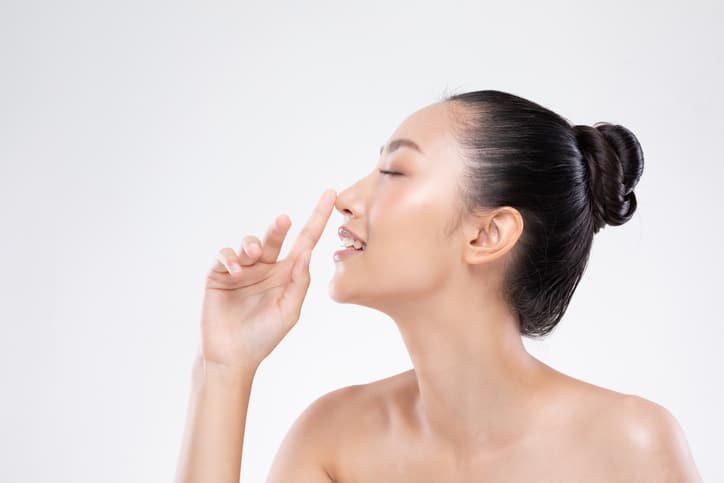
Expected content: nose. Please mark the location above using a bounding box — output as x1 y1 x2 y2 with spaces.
334 188 354 218
334 176 367 220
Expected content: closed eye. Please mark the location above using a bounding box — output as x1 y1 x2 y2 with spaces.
378 169 402 176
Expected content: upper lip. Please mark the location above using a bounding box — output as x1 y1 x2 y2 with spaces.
338 226 366 245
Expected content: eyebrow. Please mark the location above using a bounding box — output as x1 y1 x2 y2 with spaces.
379 138 424 156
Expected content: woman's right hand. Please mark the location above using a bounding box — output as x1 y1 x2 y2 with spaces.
198 189 337 373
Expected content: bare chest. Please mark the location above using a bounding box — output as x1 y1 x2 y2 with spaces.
328 369 632 482
331 427 621 483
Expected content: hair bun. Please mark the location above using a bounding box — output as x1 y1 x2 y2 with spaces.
573 123 644 233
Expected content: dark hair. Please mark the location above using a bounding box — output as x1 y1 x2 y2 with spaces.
443 89 644 338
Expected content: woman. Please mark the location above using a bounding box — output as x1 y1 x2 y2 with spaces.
174 90 703 482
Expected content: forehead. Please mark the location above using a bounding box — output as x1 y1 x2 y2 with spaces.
384 101 459 162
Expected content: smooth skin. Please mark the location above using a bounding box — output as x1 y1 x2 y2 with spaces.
174 188 338 483
175 101 703 482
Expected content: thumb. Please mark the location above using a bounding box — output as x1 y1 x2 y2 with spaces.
278 250 312 330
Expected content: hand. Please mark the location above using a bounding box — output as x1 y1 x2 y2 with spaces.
198 189 337 372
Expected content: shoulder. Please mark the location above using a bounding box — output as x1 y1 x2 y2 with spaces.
298 369 417 449
292 371 409 442
280 372 406 475
303 372 401 423
591 394 703 482
290 383 374 443
266 383 372 481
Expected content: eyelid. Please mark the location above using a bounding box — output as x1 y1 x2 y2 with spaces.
378 169 402 176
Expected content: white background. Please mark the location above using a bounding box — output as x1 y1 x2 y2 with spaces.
1 0 722 481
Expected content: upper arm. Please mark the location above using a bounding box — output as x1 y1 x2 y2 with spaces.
265 385 358 483
606 395 703 482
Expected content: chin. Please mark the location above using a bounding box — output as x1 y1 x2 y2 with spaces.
327 278 354 304
327 277 376 306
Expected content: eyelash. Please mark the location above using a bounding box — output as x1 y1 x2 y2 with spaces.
378 169 402 176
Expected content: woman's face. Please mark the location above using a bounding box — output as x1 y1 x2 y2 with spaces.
329 101 470 309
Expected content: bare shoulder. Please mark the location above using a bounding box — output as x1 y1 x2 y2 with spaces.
284 380 384 446
267 372 408 481
588 393 703 482
292 368 414 436
306 369 415 434
265 382 370 482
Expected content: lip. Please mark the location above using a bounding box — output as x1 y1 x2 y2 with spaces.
333 247 363 262
338 226 366 245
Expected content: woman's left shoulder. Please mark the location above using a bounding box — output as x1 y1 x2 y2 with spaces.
588 391 703 482
595 391 687 448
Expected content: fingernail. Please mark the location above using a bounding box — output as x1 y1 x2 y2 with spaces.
230 262 242 273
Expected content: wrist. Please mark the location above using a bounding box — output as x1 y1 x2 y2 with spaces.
192 351 259 386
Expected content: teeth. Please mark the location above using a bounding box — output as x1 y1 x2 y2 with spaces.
340 236 365 250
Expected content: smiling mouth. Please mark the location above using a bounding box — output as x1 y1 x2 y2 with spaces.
339 238 366 251
333 244 365 261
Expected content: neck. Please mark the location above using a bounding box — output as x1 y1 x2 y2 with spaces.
388 284 555 454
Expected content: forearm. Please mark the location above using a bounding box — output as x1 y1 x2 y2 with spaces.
174 351 258 483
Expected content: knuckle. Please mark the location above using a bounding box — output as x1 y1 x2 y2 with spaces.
302 228 319 244
242 235 261 248
217 247 238 263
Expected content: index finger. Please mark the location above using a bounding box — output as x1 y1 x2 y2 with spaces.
288 188 337 259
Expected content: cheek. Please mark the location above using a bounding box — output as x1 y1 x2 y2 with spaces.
366 235 452 298
368 190 454 277
370 178 453 237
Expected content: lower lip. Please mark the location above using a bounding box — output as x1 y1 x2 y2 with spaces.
333 247 364 262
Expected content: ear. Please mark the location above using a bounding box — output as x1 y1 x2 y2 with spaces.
463 207 523 265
